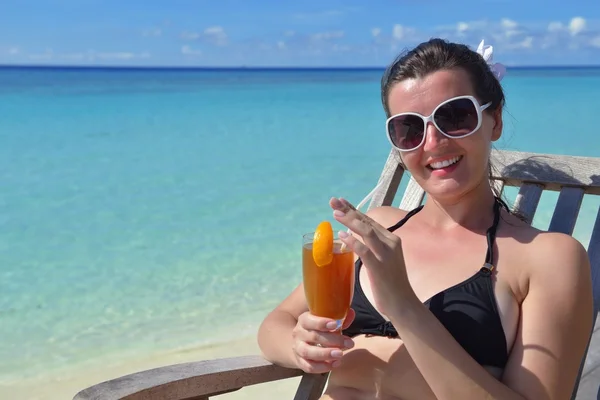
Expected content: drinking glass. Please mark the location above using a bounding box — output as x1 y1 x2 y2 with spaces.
302 233 355 332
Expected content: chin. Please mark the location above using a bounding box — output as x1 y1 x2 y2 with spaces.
425 183 468 202
420 155 483 191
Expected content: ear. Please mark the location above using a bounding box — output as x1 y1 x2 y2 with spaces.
490 107 503 142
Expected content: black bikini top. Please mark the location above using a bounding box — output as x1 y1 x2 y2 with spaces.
343 199 509 369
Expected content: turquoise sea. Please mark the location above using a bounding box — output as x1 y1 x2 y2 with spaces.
1 66 600 384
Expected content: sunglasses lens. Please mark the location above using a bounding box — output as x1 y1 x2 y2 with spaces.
387 114 425 150
434 98 479 137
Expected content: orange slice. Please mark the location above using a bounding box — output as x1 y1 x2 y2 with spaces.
313 221 334 267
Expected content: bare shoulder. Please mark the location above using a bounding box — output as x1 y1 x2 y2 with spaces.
500 210 590 278
517 222 591 285
365 205 410 229
500 214 594 398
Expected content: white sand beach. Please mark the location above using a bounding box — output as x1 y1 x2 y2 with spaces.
0 335 302 400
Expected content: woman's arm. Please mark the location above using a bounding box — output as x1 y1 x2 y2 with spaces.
387 233 594 400
331 199 595 400
500 234 594 398
257 283 356 373
257 284 308 369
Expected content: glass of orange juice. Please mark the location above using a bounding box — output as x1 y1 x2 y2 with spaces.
302 229 355 332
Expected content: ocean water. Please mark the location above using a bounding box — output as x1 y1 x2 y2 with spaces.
1 66 599 383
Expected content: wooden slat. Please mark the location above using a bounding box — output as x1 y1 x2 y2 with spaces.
72 356 303 400
399 176 425 211
368 150 405 211
572 316 600 400
548 187 585 235
572 206 600 399
491 150 600 194
587 206 600 310
512 183 544 224
293 373 329 400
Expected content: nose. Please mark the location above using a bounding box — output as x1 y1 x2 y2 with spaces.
422 121 447 152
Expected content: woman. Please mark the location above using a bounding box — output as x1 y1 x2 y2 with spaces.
257 38 594 400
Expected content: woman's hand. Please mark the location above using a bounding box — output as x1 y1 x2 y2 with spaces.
330 197 417 315
291 309 355 374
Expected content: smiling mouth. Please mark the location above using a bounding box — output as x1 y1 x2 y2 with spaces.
427 156 463 170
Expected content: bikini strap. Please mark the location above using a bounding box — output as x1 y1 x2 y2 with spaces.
369 200 500 271
387 205 424 233
482 198 502 272
354 204 424 276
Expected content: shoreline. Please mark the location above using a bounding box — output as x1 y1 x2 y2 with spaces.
1 333 301 400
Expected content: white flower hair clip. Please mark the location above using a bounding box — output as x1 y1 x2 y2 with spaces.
476 39 506 82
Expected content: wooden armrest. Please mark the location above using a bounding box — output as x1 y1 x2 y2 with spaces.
73 355 304 400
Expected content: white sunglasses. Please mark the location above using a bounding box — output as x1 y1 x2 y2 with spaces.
385 95 492 152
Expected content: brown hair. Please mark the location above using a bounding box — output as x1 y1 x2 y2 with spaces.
381 38 505 118
381 38 507 201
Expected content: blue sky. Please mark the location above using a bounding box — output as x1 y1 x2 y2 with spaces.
1 0 599 67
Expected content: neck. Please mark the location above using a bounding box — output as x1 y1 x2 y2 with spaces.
420 180 497 231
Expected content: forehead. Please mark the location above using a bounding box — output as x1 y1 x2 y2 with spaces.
387 68 476 116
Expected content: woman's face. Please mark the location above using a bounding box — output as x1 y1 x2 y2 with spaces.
386 68 503 202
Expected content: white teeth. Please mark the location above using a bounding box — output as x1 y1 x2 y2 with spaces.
429 156 461 170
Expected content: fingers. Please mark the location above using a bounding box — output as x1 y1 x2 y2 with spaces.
297 313 354 349
294 340 345 362
295 357 340 374
298 311 339 331
330 197 383 231
293 312 356 374
330 198 396 253
337 231 378 264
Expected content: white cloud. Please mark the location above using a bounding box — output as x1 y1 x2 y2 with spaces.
392 24 416 41
181 31 201 40
142 28 162 37
277 40 286 50
548 21 564 32
499 18 523 38
331 44 351 52
7 46 19 55
95 52 150 60
181 45 202 56
371 28 381 38
181 26 228 46
28 48 54 60
25 49 150 62
457 22 469 33
293 10 344 20
310 31 344 41
569 17 586 36
590 36 600 48
428 16 600 54
392 24 405 40
506 36 534 49
501 19 518 30
204 26 228 45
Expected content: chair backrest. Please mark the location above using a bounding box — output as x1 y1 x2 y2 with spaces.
295 149 600 400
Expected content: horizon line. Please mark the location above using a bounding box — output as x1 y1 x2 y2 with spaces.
2 64 600 71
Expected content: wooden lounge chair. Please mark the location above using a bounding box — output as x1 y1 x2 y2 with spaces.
73 149 600 400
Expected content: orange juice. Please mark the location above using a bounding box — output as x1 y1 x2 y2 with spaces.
302 241 355 321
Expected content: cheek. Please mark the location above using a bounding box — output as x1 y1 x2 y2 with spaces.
399 151 421 170
480 116 498 141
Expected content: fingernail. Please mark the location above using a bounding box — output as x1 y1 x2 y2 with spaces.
332 360 342 368
326 321 337 330
330 349 343 358
333 210 345 218
338 230 349 239
343 339 354 348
